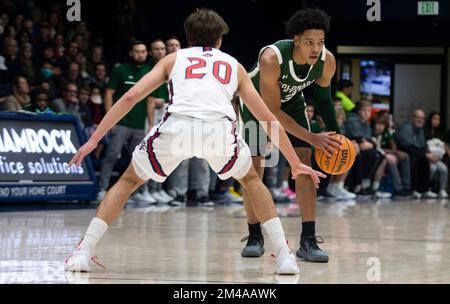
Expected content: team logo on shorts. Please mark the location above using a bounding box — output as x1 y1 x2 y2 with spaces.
138 141 147 152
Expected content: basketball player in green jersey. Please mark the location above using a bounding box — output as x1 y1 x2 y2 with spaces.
240 8 341 262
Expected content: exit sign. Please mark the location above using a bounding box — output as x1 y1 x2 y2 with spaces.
418 1 439 15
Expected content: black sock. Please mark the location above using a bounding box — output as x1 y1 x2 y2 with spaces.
248 222 261 235
301 221 315 239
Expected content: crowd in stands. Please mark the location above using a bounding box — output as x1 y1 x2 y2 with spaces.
1 1 449 208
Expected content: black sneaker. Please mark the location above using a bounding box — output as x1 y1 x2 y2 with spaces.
357 188 375 197
170 195 186 206
240 234 265 257
394 189 412 198
296 236 329 263
198 196 214 207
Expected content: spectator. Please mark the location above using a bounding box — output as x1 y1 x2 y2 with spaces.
16 29 32 47
36 61 57 99
0 76 30 110
77 84 93 128
22 18 33 36
0 36 19 82
34 22 52 55
53 33 65 59
47 11 64 37
25 88 54 114
165 36 181 54
326 104 357 200
87 62 108 92
371 113 412 197
58 61 85 91
52 82 85 128
96 41 153 202
36 44 57 67
86 45 105 76
16 42 35 82
86 84 107 160
395 109 438 199
335 79 356 113
88 84 104 126
344 100 389 197
424 111 449 198
56 40 79 70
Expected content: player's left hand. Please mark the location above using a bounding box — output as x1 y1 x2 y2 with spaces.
69 139 98 167
291 162 327 189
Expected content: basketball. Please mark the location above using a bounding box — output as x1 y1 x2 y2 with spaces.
315 134 356 175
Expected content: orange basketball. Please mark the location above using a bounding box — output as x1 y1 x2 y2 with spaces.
314 134 356 175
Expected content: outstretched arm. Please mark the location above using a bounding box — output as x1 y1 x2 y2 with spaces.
70 53 176 166
237 63 325 187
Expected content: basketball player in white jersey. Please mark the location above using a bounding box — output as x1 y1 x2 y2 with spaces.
64 8 326 275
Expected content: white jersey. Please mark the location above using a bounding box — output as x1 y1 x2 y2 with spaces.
167 47 238 121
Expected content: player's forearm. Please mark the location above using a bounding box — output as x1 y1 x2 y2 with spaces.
90 93 136 143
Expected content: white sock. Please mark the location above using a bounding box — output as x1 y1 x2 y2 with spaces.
362 179 371 190
327 182 336 193
282 181 289 190
78 217 108 254
372 181 380 191
262 217 289 256
337 181 344 189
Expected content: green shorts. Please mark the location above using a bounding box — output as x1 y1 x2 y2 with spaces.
239 96 311 157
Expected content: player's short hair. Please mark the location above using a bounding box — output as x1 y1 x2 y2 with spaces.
285 8 331 37
184 8 229 47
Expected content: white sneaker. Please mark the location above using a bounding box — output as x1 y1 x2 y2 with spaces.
438 190 449 199
130 191 156 204
327 183 339 197
64 248 91 272
153 191 173 204
96 189 106 202
276 247 300 275
375 191 392 199
159 190 174 202
336 184 357 200
412 191 422 199
423 191 438 199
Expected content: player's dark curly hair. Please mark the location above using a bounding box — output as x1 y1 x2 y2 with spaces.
285 8 331 37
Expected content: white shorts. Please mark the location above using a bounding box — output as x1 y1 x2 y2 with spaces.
132 113 252 183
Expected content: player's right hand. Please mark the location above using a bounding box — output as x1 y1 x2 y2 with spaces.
310 132 341 157
291 162 327 189
69 139 98 168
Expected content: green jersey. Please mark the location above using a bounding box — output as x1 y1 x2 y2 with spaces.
107 62 153 129
249 39 326 104
240 39 327 154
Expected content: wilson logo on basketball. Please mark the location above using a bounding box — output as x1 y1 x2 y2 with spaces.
314 135 356 175
335 149 348 173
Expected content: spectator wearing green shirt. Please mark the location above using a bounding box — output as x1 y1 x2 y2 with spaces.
97 41 153 202
335 79 356 114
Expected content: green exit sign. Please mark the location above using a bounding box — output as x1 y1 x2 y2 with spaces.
418 1 439 15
